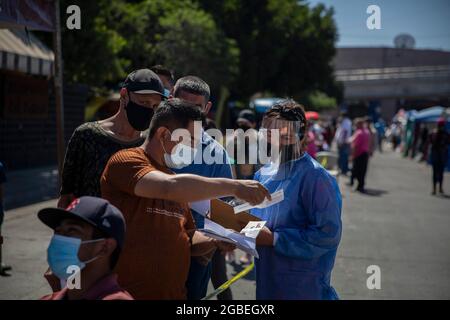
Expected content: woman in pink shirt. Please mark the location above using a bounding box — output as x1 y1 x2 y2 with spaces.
350 118 370 192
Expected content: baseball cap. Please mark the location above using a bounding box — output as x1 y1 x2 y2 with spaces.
38 196 126 249
122 69 166 98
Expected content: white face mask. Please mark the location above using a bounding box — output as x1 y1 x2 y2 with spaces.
162 139 197 169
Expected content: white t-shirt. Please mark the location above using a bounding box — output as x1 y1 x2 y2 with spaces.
335 117 352 145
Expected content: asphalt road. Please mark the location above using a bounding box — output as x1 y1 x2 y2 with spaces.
1 149 449 299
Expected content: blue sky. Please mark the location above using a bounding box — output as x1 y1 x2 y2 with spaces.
306 0 450 51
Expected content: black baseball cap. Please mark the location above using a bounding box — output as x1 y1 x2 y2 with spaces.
122 69 166 98
237 109 256 124
38 196 126 249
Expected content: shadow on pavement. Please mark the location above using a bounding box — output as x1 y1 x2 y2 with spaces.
3 166 59 210
360 188 389 197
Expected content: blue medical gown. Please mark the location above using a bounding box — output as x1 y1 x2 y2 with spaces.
251 153 342 300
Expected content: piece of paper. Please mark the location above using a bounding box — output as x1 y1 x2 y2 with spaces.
199 218 266 258
198 229 237 244
240 221 267 239
233 189 284 214
210 199 261 232
189 200 210 217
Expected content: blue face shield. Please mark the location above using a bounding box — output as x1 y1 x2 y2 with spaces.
47 234 104 280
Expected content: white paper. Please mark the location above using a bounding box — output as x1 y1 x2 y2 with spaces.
240 221 267 239
198 229 237 244
233 189 284 214
199 218 266 258
189 200 210 217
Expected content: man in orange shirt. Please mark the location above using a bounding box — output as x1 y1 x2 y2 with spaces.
101 99 270 299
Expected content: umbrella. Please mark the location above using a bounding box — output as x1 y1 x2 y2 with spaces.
305 111 320 121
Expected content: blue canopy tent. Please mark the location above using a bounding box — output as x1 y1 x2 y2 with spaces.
250 98 283 114
413 106 450 170
414 106 448 124
249 98 284 124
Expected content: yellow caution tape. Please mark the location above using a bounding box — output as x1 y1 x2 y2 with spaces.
321 157 328 168
202 261 255 300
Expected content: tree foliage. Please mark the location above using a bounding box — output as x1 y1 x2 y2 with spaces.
56 0 340 102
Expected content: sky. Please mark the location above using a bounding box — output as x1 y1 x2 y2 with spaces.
306 0 450 51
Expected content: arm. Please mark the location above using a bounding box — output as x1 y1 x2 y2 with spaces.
58 128 84 207
134 170 270 205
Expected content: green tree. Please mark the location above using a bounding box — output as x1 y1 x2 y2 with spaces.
59 0 239 94
154 6 239 92
302 91 337 111
60 0 127 86
198 0 341 102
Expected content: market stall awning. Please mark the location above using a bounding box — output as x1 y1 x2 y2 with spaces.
0 28 54 76
0 0 55 32
415 106 446 123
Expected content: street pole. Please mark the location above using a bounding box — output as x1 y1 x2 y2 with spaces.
52 0 65 185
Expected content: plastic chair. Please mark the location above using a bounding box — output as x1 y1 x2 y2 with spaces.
315 151 339 182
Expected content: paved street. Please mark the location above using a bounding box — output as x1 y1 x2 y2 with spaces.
1 149 449 299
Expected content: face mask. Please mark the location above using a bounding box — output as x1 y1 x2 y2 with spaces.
125 95 155 131
280 145 295 163
161 138 196 169
47 234 104 280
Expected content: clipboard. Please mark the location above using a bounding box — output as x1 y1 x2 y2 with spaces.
210 198 261 232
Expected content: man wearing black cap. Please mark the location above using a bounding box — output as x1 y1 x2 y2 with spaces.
58 69 165 209
39 196 133 300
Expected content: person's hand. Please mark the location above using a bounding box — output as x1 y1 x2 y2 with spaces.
195 250 215 266
44 268 61 292
213 240 236 254
233 180 271 206
256 226 274 247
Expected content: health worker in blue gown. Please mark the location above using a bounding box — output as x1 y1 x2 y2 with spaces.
252 100 342 300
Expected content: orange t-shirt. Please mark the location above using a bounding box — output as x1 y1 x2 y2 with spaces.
100 147 195 300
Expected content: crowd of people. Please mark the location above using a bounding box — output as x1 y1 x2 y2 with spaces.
1 64 447 300
301 112 376 194
25 67 343 300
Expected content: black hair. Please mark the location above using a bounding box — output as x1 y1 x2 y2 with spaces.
173 76 210 102
150 65 174 84
148 98 203 139
264 99 307 139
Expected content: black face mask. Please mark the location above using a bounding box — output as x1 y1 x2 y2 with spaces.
280 145 295 163
266 143 297 164
125 98 154 131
